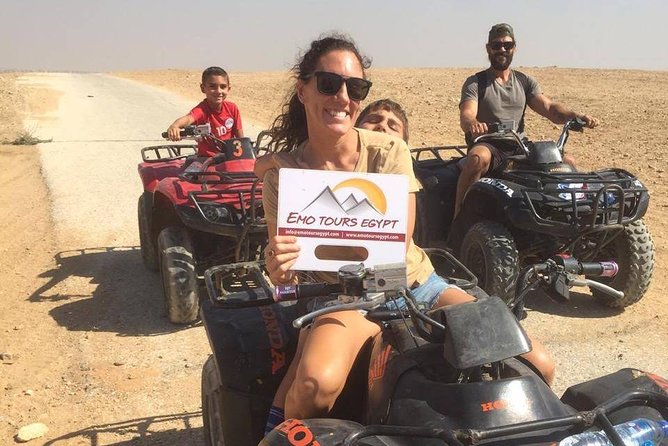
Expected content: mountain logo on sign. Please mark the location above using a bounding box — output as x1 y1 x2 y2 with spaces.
301 178 387 216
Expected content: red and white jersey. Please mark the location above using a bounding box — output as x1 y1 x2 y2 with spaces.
189 100 243 156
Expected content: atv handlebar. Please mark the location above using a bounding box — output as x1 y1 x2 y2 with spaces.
511 256 624 310
292 291 389 329
162 124 212 140
204 260 447 333
534 255 619 278
568 277 625 300
273 282 342 302
474 118 586 157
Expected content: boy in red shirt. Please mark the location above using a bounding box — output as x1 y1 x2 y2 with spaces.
166 66 244 156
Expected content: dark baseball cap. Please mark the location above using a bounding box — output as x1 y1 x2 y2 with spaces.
488 23 515 42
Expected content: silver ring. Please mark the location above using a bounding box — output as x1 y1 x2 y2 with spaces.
267 249 275 258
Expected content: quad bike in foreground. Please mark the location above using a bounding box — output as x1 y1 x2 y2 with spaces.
199 250 668 445
137 125 266 324
412 119 654 308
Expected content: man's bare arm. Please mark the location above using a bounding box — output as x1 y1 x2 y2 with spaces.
528 94 599 128
460 100 488 136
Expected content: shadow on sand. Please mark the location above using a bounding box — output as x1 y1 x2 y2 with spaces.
42 411 204 446
28 246 198 336
523 288 624 319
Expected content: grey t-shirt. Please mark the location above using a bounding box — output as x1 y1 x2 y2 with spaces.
460 69 541 136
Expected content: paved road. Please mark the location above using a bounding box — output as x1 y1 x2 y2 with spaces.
10 72 264 444
20 72 262 249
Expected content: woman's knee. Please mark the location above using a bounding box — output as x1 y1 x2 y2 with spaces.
525 342 555 386
435 287 474 308
290 354 348 409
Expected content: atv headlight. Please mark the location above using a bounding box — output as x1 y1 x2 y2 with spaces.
200 203 232 223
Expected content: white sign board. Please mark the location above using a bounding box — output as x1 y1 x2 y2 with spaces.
277 168 408 271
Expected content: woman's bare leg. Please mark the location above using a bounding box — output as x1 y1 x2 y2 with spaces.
284 310 380 419
521 337 555 385
270 327 310 410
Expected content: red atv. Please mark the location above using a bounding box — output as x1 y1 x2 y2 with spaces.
137 125 266 324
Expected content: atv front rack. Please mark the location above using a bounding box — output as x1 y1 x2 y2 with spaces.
179 170 259 184
140 144 197 162
511 168 649 234
188 179 263 224
343 390 668 446
181 179 265 260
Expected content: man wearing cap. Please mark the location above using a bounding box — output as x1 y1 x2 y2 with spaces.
454 23 599 217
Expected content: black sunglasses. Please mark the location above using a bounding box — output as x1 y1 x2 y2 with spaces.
489 41 515 51
304 71 372 101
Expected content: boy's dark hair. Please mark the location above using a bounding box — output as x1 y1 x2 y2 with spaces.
356 99 410 142
201 66 229 84
267 33 371 152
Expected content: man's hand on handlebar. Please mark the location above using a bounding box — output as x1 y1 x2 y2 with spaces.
466 121 488 138
265 235 300 285
578 114 599 129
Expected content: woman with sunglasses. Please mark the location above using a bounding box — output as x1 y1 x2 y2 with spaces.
255 33 555 434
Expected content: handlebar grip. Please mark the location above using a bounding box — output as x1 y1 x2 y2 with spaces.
579 261 618 278
274 283 342 302
162 127 197 140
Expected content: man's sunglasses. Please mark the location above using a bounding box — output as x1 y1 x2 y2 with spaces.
304 71 372 101
489 41 515 51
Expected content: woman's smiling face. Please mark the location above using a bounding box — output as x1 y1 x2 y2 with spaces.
298 49 365 139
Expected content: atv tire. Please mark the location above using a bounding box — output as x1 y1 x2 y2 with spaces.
138 193 158 271
589 219 654 308
460 221 519 303
202 355 225 446
157 226 199 324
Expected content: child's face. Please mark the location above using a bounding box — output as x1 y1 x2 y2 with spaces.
200 75 230 108
357 108 406 141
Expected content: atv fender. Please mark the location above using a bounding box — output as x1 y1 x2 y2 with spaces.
413 160 461 246
388 358 573 430
151 191 183 235
561 368 667 423
263 418 365 446
201 299 299 445
137 158 185 192
447 182 514 253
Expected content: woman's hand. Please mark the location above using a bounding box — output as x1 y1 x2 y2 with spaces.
265 235 300 284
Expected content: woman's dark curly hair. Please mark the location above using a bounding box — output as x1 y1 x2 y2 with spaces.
267 33 372 152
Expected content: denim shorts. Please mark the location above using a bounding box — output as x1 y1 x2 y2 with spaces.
384 272 460 311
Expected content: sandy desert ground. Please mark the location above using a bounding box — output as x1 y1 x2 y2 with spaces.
0 66 666 444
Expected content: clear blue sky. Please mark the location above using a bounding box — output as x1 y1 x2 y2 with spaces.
1 0 665 72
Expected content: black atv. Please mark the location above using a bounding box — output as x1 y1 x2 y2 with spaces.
412 119 654 308
137 125 266 324
199 250 667 445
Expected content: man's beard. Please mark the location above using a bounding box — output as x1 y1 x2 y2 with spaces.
489 52 513 70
